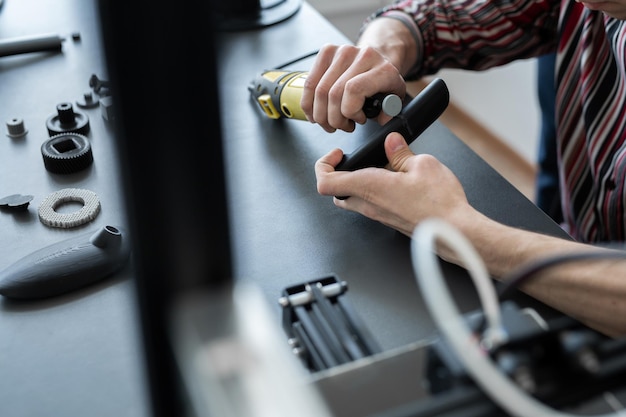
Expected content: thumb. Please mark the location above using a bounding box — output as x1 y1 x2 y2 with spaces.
384 132 415 171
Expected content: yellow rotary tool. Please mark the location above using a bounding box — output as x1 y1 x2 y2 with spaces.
248 69 403 120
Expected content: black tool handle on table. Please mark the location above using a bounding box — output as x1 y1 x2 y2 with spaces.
336 78 449 172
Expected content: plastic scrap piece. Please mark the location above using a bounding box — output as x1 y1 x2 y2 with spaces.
0 194 34 211
38 188 101 228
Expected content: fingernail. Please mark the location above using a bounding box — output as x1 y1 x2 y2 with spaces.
388 133 405 151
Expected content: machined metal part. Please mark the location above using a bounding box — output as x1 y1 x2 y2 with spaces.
279 280 346 307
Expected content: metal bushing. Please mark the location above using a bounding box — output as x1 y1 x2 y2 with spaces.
41 133 93 174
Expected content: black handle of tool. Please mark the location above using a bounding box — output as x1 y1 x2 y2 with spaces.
336 78 449 172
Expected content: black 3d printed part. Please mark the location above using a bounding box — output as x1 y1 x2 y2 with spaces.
76 92 99 109
46 102 90 136
279 275 381 372
0 225 131 299
0 194 34 211
41 132 93 174
336 78 449 172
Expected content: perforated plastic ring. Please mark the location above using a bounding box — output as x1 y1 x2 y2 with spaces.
38 188 101 228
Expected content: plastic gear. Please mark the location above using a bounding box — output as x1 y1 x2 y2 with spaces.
46 102 90 136
41 132 93 174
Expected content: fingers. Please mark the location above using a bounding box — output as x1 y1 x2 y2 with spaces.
302 45 339 132
302 44 406 133
315 147 346 196
315 132 414 200
304 44 360 132
315 147 379 200
384 132 415 172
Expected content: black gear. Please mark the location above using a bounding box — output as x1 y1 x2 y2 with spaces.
41 133 93 174
46 102 90 136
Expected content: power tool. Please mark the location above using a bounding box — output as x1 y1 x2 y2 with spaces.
248 69 403 120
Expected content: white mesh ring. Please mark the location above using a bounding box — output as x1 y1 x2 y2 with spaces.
38 188 101 228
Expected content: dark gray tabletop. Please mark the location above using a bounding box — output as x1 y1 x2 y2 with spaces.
216 3 570 349
0 1 570 416
0 1 149 416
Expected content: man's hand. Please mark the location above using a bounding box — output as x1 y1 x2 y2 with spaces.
315 132 471 237
301 44 406 133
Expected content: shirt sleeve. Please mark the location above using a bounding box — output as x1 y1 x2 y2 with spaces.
361 0 560 79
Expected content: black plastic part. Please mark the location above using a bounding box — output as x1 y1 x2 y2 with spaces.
280 275 381 372
0 225 131 299
89 74 111 96
363 93 402 118
46 102 90 136
41 132 93 174
0 194 34 211
76 92 99 109
336 78 449 172
333 78 449 200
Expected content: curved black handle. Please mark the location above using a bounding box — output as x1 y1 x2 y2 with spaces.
334 78 449 199
337 78 449 172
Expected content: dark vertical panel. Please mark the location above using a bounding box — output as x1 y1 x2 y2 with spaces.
97 1 233 416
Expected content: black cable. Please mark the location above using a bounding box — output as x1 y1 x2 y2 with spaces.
471 248 626 335
276 49 319 69
498 250 626 300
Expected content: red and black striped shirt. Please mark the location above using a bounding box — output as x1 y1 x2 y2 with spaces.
368 0 626 243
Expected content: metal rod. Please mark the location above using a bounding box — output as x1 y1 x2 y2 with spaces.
0 33 64 58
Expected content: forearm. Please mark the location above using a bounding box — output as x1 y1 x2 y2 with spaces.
361 0 558 75
446 211 626 337
357 16 419 78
